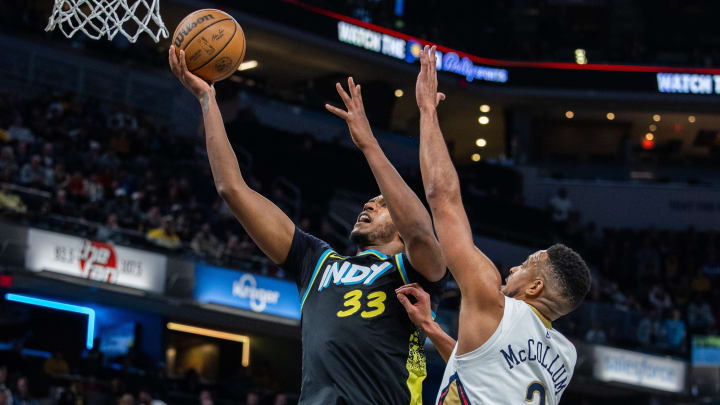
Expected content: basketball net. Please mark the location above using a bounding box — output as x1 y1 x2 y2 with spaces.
45 0 169 43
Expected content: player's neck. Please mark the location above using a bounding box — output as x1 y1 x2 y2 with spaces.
523 298 562 322
356 240 404 257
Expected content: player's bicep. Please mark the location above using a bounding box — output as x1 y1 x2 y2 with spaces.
221 187 295 264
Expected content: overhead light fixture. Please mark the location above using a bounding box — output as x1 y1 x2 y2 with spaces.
167 322 250 367
478 116 489 125
5 293 95 349
479 104 491 113
237 60 258 71
652 114 661 122
645 133 655 141
606 112 615 120
471 153 481 162
565 111 574 119
475 138 487 147
394 89 404 98
688 115 696 123
649 124 657 132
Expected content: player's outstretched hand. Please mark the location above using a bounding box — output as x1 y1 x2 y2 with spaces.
169 45 214 101
396 283 433 329
415 45 446 112
325 77 377 151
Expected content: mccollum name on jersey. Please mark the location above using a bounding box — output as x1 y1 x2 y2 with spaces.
500 338 570 396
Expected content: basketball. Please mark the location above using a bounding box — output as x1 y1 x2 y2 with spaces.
172 9 246 82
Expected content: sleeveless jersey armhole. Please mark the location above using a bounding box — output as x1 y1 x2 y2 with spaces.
455 296 514 363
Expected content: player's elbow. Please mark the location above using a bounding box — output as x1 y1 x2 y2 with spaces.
425 182 461 208
216 183 240 201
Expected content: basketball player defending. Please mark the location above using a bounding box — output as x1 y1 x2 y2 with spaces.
396 46 591 405
169 47 446 404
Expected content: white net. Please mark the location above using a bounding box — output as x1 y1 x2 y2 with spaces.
45 0 169 43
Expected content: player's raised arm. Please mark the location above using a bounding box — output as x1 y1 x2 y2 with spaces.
169 46 294 264
326 77 445 282
416 46 504 348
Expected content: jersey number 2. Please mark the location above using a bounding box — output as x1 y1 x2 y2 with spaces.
525 382 546 405
337 290 386 319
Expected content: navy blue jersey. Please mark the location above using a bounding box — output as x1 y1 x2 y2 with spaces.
282 227 446 405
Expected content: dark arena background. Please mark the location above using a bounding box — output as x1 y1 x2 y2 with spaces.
0 0 719 404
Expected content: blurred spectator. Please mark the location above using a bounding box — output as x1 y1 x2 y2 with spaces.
19 155 50 188
584 323 607 345
199 390 213 405
661 309 687 351
118 394 135 405
96 214 122 243
138 389 166 405
51 163 69 190
12 377 37 405
146 217 181 249
7 115 34 143
0 366 11 405
245 392 259 405
67 170 88 198
548 188 574 234
687 296 715 333
0 183 26 215
648 285 672 312
48 190 73 216
273 393 288 405
41 142 54 168
43 352 69 377
637 310 660 346
191 223 220 257
0 147 17 177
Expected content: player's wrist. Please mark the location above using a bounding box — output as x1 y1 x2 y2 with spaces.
419 318 438 334
418 104 437 114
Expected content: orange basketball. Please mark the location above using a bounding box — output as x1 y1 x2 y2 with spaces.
172 9 246 82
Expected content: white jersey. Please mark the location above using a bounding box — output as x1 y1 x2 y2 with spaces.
436 296 577 405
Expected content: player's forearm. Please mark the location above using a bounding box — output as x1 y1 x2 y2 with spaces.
421 320 456 363
199 91 295 264
200 91 249 195
418 108 461 207
362 143 435 243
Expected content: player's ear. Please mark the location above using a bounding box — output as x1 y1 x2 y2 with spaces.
525 279 543 298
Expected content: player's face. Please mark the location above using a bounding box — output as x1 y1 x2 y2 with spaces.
350 195 398 247
501 250 546 298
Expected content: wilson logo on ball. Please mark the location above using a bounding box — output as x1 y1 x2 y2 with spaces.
173 14 215 48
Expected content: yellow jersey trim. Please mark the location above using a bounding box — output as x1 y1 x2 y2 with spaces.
528 304 553 329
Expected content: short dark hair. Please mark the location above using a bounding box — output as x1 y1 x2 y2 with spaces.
546 244 591 312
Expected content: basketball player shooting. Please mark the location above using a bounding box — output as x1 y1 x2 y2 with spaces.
396 46 592 405
169 47 446 404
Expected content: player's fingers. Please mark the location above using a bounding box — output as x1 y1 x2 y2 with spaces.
179 50 190 75
169 47 180 76
395 284 427 300
396 293 414 312
437 92 446 103
430 46 437 74
354 85 364 106
396 283 421 292
325 104 349 120
336 82 353 108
